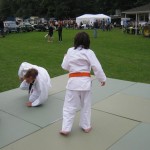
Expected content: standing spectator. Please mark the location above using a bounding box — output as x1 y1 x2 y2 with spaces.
101 19 105 31
0 18 5 37
122 20 128 33
48 23 54 42
60 32 106 135
90 22 93 29
79 22 83 29
106 19 111 31
93 20 98 38
56 23 63 42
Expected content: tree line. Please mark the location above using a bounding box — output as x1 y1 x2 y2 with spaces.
0 0 149 19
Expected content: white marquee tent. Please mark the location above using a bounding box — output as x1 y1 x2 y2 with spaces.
76 14 111 25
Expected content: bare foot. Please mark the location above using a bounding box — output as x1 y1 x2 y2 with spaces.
82 127 92 133
59 131 70 136
26 102 32 107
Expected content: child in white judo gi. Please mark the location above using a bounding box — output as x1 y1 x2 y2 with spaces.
60 32 106 135
18 62 51 107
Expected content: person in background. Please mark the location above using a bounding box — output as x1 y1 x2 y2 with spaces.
93 20 98 38
0 18 5 37
106 19 111 31
56 23 63 42
48 22 54 42
60 32 106 136
18 62 51 107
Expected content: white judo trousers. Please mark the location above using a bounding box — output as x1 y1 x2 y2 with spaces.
62 90 91 132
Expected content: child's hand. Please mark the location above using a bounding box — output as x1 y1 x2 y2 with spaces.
26 102 32 107
100 82 105 86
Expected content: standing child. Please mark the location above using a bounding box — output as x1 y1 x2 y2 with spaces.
48 22 54 42
60 32 106 135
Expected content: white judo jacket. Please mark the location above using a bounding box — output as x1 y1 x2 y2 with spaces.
18 62 51 106
61 47 106 91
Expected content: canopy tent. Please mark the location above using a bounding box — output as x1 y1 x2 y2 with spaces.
76 14 111 25
95 14 111 20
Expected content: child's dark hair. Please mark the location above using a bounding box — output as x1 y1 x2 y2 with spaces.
24 68 38 79
74 32 90 49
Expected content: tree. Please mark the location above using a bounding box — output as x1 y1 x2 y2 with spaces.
0 0 150 18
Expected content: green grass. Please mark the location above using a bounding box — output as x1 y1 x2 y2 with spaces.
0 28 150 92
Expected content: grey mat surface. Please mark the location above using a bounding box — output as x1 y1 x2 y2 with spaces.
108 123 150 150
0 111 40 149
50 78 135 105
121 83 150 99
0 75 149 150
93 93 150 123
0 93 64 127
1 110 139 150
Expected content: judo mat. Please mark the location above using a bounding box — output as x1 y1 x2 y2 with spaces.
92 93 150 123
0 74 150 150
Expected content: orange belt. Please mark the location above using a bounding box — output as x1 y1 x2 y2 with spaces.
69 72 91 78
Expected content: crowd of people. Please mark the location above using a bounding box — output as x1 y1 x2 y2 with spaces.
45 18 113 42
78 19 112 30
1 17 114 40
46 21 63 43
122 19 146 34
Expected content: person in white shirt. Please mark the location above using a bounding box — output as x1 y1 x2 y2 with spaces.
18 62 51 107
60 32 106 135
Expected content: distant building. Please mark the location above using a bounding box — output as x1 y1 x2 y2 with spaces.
122 3 150 22
122 3 150 35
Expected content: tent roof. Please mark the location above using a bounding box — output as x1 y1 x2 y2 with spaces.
122 3 150 14
76 14 111 25
77 14 95 18
77 14 110 19
95 14 110 19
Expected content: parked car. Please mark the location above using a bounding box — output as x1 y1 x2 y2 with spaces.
4 21 19 33
19 22 34 32
0 27 9 35
33 24 48 31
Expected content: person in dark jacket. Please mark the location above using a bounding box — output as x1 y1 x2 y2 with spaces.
57 23 63 42
48 23 54 42
0 18 5 37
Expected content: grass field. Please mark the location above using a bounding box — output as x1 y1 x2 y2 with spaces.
0 28 150 92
